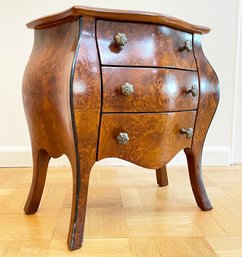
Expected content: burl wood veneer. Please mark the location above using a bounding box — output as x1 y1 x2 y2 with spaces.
22 6 219 251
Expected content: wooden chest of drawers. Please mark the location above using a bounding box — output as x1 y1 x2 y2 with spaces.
22 6 219 251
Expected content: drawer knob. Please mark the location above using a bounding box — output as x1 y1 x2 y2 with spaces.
120 82 134 96
116 132 129 145
180 40 192 52
186 84 198 97
114 33 128 46
180 128 193 139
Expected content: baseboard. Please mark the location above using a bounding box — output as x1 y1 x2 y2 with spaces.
0 146 231 167
0 146 70 167
97 146 231 166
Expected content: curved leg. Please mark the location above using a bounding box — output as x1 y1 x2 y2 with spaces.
156 166 168 187
67 155 93 251
184 148 212 211
24 148 51 214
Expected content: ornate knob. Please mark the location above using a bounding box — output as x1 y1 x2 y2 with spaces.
120 82 134 96
186 85 198 97
114 33 128 46
180 40 192 52
116 132 129 145
180 128 193 139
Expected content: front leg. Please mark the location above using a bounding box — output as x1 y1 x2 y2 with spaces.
186 34 220 211
67 156 93 250
184 147 212 211
24 148 51 214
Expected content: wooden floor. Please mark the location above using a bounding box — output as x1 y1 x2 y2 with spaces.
0 165 242 257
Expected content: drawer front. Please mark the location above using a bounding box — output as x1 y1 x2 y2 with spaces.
102 67 198 112
96 20 196 70
98 111 196 168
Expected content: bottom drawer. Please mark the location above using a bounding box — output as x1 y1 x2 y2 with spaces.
98 111 196 168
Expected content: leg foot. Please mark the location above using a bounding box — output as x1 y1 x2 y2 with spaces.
67 156 93 251
184 148 212 211
24 148 51 214
156 166 168 187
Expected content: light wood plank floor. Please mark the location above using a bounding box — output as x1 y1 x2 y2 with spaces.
0 165 242 257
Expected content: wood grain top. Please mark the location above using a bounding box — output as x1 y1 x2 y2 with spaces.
27 5 210 34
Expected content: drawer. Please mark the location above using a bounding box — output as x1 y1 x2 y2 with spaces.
98 111 196 168
102 67 198 112
96 20 196 70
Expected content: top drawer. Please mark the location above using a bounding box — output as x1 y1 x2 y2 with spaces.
96 20 196 70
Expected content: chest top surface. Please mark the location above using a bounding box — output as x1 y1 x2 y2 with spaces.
26 5 210 34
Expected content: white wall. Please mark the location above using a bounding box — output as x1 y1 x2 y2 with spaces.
233 0 242 164
0 0 241 167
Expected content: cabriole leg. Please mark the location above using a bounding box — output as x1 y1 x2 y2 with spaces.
24 148 51 214
184 148 212 211
67 156 93 251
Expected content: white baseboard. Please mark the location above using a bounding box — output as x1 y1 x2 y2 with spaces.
97 146 231 166
0 146 231 167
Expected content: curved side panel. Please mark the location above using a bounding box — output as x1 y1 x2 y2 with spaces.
192 34 220 151
22 20 79 158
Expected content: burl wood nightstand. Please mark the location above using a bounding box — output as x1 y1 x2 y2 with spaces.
22 6 219 250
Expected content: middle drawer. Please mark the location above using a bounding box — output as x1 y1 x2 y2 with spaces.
102 67 199 112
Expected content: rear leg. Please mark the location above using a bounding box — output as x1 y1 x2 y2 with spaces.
156 166 168 187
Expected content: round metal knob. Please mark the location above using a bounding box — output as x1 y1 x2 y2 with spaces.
180 40 192 52
116 132 129 145
180 128 193 139
186 85 198 97
114 33 128 46
120 82 134 96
